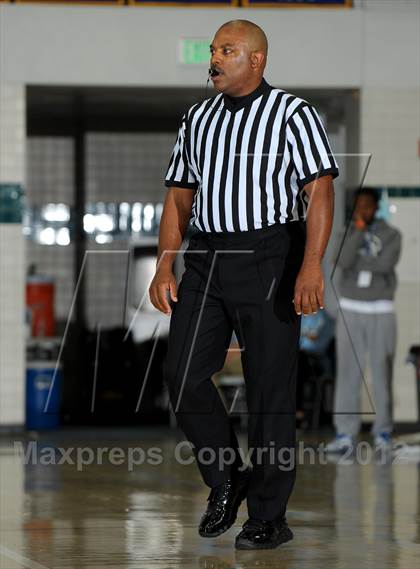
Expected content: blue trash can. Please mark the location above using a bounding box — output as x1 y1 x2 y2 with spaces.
26 361 62 430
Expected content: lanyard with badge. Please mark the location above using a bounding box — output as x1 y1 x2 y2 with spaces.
357 222 377 288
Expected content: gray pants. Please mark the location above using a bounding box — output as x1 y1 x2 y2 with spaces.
334 308 397 436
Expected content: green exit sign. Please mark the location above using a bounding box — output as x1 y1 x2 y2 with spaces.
179 38 211 65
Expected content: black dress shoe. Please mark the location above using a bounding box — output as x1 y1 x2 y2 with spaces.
235 516 293 550
198 472 249 538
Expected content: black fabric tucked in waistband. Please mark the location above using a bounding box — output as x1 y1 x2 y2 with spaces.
190 221 303 243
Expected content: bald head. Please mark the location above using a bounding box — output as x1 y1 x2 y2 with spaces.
209 20 268 96
218 20 268 58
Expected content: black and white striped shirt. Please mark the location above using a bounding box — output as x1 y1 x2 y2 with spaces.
164 78 339 233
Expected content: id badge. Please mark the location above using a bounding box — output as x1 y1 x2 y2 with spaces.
357 270 372 288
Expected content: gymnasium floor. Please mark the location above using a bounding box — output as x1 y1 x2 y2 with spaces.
1 427 419 569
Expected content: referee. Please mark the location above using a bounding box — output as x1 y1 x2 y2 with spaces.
150 19 338 550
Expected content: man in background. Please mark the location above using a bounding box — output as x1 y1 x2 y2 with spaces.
326 188 402 453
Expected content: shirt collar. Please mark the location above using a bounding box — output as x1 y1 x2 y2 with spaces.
222 77 272 112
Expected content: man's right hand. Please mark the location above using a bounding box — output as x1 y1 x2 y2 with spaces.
149 268 178 315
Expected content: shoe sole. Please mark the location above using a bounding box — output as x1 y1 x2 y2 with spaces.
324 446 354 454
235 528 294 550
198 481 249 538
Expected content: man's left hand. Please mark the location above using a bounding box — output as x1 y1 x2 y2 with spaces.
293 262 324 315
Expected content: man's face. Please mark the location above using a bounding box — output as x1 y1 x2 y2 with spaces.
209 27 254 95
354 195 378 224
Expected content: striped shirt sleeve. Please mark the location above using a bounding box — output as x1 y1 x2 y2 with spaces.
286 103 339 188
164 113 199 190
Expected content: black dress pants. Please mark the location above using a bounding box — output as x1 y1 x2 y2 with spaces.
163 220 306 521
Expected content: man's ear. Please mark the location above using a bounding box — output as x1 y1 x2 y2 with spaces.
250 51 265 70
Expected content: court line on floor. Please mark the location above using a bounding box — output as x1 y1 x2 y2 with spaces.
0 544 50 569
